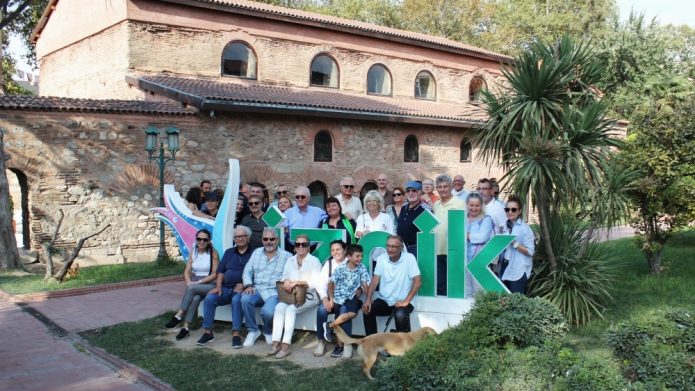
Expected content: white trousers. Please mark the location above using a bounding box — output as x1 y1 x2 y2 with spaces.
272 299 318 344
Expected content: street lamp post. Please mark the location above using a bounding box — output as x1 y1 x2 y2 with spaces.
145 124 180 263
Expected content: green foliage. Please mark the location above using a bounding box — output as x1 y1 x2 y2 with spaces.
529 212 616 325
465 292 568 348
607 308 695 390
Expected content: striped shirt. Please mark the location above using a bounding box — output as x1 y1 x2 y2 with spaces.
242 247 291 300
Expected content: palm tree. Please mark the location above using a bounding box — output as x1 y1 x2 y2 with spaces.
475 35 623 271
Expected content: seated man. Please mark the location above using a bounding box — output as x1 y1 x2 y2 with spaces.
196 226 253 348
362 235 422 335
240 227 290 347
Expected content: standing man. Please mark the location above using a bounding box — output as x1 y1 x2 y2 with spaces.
376 173 393 209
397 181 428 256
240 228 290 347
433 174 465 296
199 180 213 211
336 177 363 220
362 235 422 335
477 178 506 231
451 175 470 201
196 226 253 348
269 184 290 208
284 186 327 230
240 195 268 250
249 182 269 211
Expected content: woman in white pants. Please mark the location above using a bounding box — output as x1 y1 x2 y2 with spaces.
269 234 321 358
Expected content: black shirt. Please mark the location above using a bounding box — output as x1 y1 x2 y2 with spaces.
217 247 252 288
396 202 426 246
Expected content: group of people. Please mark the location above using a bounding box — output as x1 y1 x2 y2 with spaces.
168 173 534 357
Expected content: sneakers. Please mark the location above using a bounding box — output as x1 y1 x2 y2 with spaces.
313 341 325 357
165 316 181 329
196 332 215 346
330 345 344 358
341 344 353 359
323 321 335 343
175 328 190 341
243 330 262 347
232 336 242 349
264 333 273 345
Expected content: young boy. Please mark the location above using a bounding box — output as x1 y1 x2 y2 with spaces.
327 244 371 359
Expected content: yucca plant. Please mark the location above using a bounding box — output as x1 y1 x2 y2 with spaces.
528 212 616 326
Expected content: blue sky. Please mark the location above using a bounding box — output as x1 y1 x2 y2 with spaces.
9 0 695 74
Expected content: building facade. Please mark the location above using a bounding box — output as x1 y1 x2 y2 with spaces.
1 0 510 264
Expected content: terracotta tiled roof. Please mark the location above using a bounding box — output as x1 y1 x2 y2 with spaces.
0 95 198 115
163 0 511 62
128 74 488 127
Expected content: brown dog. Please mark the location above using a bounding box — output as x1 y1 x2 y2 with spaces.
332 324 437 380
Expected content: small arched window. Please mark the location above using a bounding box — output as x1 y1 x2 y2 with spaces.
469 76 487 103
222 42 257 79
314 130 333 162
367 64 392 95
310 54 339 88
414 71 436 100
404 135 419 163
460 139 472 162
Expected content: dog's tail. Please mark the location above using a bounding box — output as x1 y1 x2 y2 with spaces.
332 324 362 345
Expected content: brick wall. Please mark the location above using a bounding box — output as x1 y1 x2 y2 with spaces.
1 109 504 264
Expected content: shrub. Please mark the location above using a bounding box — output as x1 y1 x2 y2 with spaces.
465 292 568 348
607 307 695 390
529 212 617 326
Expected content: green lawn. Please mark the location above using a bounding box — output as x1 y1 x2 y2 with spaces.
569 230 695 355
0 261 184 295
82 313 373 391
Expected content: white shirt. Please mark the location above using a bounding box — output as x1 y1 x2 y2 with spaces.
281 254 322 303
315 257 347 299
355 212 394 236
336 194 363 219
374 251 421 306
484 198 507 232
190 248 212 279
451 188 470 201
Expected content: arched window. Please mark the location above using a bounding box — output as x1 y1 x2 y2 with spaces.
460 139 472 162
404 135 419 163
414 71 436 100
359 180 378 202
308 181 328 208
367 64 392 95
310 54 339 88
313 130 333 162
469 76 487 103
221 42 257 79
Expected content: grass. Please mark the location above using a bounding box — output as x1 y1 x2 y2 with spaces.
82 313 374 391
569 229 695 356
0 261 184 295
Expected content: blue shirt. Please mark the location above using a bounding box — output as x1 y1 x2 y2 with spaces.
284 205 327 230
396 202 427 246
330 262 370 305
467 215 494 261
502 218 535 281
217 246 252 288
242 247 291 300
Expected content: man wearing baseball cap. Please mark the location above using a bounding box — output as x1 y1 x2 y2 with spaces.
396 181 430 256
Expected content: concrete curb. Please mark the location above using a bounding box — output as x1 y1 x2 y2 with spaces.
5 275 181 302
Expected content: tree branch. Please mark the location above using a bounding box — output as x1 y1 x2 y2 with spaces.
54 224 111 282
0 0 33 30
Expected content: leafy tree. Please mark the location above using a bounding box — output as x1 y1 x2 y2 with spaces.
619 93 695 274
1 0 47 94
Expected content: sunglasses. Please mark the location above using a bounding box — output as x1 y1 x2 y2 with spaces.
277 190 288 195
504 207 519 213
295 195 307 200
248 201 260 206
262 237 277 242
196 237 210 242
393 193 403 196
295 242 310 248
342 185 355 189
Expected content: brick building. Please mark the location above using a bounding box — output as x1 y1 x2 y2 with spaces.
2 0 510 264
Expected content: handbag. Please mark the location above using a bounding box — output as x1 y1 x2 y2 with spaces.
276 281 311 307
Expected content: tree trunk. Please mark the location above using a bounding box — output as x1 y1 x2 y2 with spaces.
649 250 663 275
536 198 557 271
0 128 21 270
42 243 53 281
54 224 110 282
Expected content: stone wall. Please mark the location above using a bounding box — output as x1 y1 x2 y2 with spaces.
1 109 504 264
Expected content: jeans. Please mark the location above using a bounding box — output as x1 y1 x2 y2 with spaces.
179 283 215 323
437 255 447 296
363 298 414 335
316 301 357 340
202 287 243 331
272 300 318 344
240 293 279 335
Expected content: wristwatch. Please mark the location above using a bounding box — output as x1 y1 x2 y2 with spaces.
513 241 520 249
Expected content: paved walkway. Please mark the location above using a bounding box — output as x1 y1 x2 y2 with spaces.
0 280 181 390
